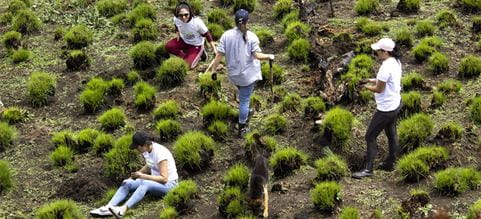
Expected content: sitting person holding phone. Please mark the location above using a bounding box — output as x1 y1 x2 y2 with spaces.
90 132 178 217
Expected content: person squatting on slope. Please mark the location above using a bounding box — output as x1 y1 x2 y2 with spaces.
210 9 275 136
165 1 217 69
352 38 402 179
90 132 179 217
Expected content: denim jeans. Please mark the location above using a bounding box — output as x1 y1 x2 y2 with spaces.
365 105 401 170
237 82 256 124
108 178 177 208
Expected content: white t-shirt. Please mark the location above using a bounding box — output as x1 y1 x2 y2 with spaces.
142 142 178 182
173 16 208 46
375 57 402 112
217 27 262 86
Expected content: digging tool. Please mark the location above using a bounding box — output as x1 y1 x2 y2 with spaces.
269 59 274 104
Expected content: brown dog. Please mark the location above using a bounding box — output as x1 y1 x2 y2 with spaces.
247 133 269 218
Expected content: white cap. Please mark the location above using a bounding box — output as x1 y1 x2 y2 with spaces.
371 38 395 52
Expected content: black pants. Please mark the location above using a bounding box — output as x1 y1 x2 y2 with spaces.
365 105 401 170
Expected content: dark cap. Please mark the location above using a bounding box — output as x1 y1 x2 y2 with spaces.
130 131 149 149
235 9 249 24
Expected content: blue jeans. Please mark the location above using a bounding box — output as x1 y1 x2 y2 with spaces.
108 178 177 208
237 82 255 124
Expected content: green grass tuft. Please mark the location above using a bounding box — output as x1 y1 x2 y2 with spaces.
0 160 14 193
173 131 216 171
153 100 181 120
263 113 288 135
155 119 181 141
433 167 481 195
164 180 198 211
35 199 83 219
50 145 74 167
27 72 56 107
98 108 126 131
64 24 93 49
319 107 354 147
157 56 189 87
224 164 250 191
269 147 308 177
310 181 341 212
398 113 433 152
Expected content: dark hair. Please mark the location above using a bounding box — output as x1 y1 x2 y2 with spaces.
387 44 401 62
236 22 248 43
130 131 151 149
175 1 194 22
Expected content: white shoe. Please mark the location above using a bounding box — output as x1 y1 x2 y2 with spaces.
90 204 113 216
109 206 127 218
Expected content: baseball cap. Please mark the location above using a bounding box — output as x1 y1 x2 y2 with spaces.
235 9 249 24
371 38 395 52
130 131 149 148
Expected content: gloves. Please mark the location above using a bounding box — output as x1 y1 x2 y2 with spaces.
268 54 275 60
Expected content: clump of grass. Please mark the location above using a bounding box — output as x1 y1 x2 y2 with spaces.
339 207 360 219
287 38 310 63
428 52 449 74
50 145 74 167
310 181 341 212
302 96 326 119
395 146 448 182
433 167 481 195
207 120 229 140
354 0 379 15
473 16 481 33
400 91 422 118
255 27 274 47
431 90 446 108
107 78 125 96
459 0 481 12
263 113 288 135
416 20 436 37
76 128 100 152
315 149 349 181
11 48 31 63
250 94 263 110
104 134 141 180
420 36 443 48
269 147 308 177
397 0 420 13
224 164 250 190
260 62 284 86
98 108 126 131
93 133 114 155
126 3 156 26
0 160 14 193
244 131 277 159
207 8 233 30
79 89 104 113
281 10 299 30
66 50 90 71
201 100 237 126
436 10 457 28
7 0 27 14
96 0 127 17
342 54 374 100
159 206 178 219
198 72 222 99
436 79 462 94
218 186 245 217
27 71 56 107
130 41 157 70
412 43 436 63
398 113 433 152
207 23 224 41
467 199 481 219
358 89 373 104
35 199 83 219
153 100 180 120
395 28 413 48
1 106 25 124
173 131 216 171
459 55 481 78
155 119 181 141
469 96 481 124
51 130 77 148
53 27 66 41
157 56 188 87
12 9 41 34
401 71 424 91
126 70 141 85
155 43 170 63
272 86 287 103
279 92 301 112
233 0 257 13
274 0 292 19
437 121 463 140
164 180 198 211
2 31 21 49
132 18 158 43
356 17 385 36
284 21 311 42
64 24 93 49
134 81 156 110
319 107 354 147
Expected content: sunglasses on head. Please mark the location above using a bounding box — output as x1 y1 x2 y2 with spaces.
178 13 190 18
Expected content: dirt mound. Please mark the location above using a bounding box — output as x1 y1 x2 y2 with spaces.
56 163 114 203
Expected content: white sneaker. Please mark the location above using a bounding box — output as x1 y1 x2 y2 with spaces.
109 206 127 218
90 204 113 216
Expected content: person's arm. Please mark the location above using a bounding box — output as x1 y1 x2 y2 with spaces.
133 160 169 184
364 79 386 93
253 52 274 61
138 164 150 174
201 32 217 54
210 52 224 73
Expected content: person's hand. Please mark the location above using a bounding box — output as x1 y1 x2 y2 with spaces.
268 54 275 60
131 171 143 179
